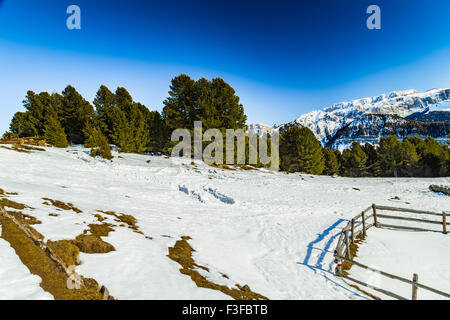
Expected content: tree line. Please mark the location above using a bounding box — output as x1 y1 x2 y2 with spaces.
279 126 450 177
4 74 449 177
6 74 247 160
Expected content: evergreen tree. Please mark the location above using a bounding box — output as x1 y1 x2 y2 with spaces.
279 126 325 174
323 148 340 176
421 137 447 177
60 85 95 144
44 116 68 148
10 112 39 137
83 121 112 160
363 142 382 176
162 74 199 131
147 111 168 153
341 142 368 177
94 85 117 140
378 136 418 177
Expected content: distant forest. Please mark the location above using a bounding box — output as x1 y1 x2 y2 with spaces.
4 74 449 177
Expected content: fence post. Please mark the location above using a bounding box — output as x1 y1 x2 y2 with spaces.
362 211 366 236
443 212 447 235
372 204 378 227
412 273 418 300
351 219 355 243
345 229 350 259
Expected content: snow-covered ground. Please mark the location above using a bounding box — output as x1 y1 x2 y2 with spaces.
0 145 448 300
0 225 53 299
351 228 450 300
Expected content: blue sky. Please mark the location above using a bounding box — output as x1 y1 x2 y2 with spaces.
0 0 450 132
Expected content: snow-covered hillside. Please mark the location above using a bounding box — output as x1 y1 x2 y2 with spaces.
0 146 449 300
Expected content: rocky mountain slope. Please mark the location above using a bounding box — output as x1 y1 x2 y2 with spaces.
250 88 450 150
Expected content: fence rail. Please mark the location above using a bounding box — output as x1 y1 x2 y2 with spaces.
334 203 449 300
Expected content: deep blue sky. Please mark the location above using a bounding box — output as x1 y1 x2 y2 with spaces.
1 0 450 132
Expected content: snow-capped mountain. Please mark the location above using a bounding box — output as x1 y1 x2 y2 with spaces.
247 123 277 136
251 88 450 150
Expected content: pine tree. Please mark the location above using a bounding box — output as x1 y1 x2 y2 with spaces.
44 116 68 148
10 112 39 137
94 85 117 141
341 142 368 177
421 137 446 177
147 111 168 153
363 142 382 176
279 126 325 174
60 85 95 144
323 148 340 176
378 136 418 177
162 74 199 131
83 121 112 160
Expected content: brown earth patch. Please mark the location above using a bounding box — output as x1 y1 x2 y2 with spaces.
97 210 142 234
208 163 236 171
73 235 115 254
42 198 82 213
0 212 104 300
168 236 268 300
0 145 31 153
47 240 81 267
0 197 29 210
6 210 41 225
86 223 115 237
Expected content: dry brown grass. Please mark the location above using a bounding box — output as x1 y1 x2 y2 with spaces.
47 240 81 267
0 214 103 300
86 223 115 237
0 145 31 153
73 235 115 254
208 163 236 171
168 236 268 300
97 210 142 233
0 197 29 210
6 210 41 225
42 198 82 213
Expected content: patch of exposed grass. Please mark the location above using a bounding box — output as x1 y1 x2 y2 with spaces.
97 210 141 233
235 164 255 171
0 197 29 210
42 198 82 213
168 236 268 300
73 235 115 254
86 223 115 237
15 144 45 152
6 210 41 225
208 163 236 171
0 214 103 300
0 145 31 153
47 240 81 267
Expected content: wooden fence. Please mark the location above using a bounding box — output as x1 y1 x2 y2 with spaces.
334 204 450 300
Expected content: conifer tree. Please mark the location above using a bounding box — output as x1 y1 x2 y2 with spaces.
323 148 340 176
44 116 68 148
279 126 325 174
378 136 418 177
94 85 117 141
60 85 95 144
341 142 368 177
83 121 112 160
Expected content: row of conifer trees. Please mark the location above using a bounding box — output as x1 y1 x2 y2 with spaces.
5 74 449 177
279 126 450 177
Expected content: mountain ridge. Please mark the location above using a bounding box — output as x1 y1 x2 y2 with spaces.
248 88 450 149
